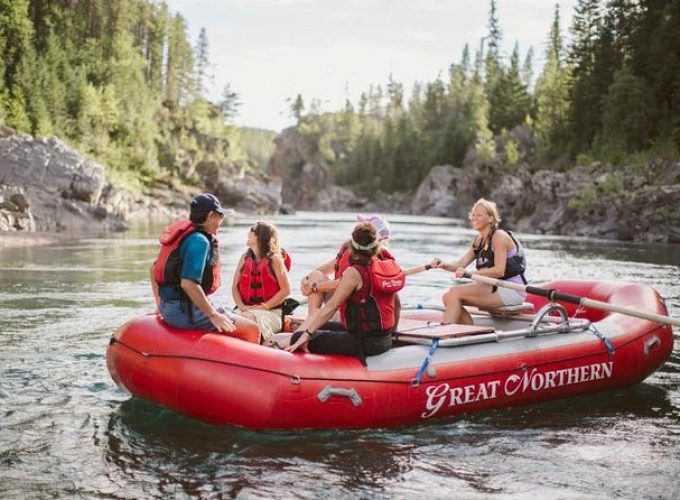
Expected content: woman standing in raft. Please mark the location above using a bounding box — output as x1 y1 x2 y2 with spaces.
431 198 527 325
285 222 404 362
232 221 292 346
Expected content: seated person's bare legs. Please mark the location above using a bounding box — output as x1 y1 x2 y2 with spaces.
273 270 330 348
442 284 504 325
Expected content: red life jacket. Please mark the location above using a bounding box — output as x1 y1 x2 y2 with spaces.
152 220 221 296
339 256 405 334
334 242 395 279
238 248 292 306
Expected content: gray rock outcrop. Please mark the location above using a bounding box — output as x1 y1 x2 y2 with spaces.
411 165 463 216
411 159 680 243
0 131 189 233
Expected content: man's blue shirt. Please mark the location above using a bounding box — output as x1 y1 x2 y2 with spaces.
158 231 211 299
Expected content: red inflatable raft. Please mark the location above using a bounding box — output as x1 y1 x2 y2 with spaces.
107 280 674 429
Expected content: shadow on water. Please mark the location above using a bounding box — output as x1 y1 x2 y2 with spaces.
102 380 675 498
103 398 419 497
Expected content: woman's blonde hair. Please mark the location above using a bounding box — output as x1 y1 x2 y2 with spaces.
471 198 502 230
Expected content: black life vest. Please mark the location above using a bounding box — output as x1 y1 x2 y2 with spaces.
152 220 221 296
474 229 527 283
339 255 405 334
334 241 395 279
238 248 292 306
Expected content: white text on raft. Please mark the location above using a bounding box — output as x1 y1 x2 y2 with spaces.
421 361 614 418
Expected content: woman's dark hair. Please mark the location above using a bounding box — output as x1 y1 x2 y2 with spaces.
350 222 379 258
251 222 280 258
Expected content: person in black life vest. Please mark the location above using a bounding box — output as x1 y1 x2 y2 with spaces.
232 221 292 345
430 198 527 325
285 222 404 361
150 193 259 339
296 214 395 333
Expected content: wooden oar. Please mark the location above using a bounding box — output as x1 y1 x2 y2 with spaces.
463 271 680 327
281 264 431 315
404 263 433 276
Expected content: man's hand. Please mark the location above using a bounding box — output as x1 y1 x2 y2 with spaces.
209 311 236 332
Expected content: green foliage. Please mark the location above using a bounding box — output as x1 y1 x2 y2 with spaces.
0 0 250 188
239 127 276 170
599 173 623 195
279 0 678 198
503 138 521 169
533 5 569 159
3 0 674 199
567 186 597 210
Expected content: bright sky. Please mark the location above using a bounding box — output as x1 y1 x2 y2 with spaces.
164 0 577 132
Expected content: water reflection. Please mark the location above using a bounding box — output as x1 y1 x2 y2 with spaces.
104 398 420 497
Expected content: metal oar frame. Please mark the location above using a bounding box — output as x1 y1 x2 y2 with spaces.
398 303 591 348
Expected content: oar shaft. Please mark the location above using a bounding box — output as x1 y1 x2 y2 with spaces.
464 272 680 327
404 264 433 276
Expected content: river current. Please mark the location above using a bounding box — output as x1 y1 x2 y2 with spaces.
1 212 679 499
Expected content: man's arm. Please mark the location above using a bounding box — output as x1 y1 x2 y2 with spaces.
181 279 235 332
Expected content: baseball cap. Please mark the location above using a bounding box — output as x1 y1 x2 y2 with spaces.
191 193 226 215
356 213 391 240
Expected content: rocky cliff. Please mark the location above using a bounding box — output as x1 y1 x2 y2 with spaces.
0 127 284 234
269 127 680 243
411 161 680 243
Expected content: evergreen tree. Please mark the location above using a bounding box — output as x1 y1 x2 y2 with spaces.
0 0 33 130
220 83 240 122
165 13 194 107
386 73 404 111
147 1 168 92
534 2 570 158
522 46 534 89
598 66 652 156
290 94 304 123
195 27 211 96
568 0 602 152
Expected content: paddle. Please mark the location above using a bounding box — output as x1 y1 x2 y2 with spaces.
404 263 434 276
280 264 432 316
463 271 680 328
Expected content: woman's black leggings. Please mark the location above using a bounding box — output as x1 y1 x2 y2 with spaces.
291 321 392 357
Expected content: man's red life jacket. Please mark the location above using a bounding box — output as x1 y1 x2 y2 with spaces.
152 220 221 296
339 256 405 334
238 248 292 306
334 241 395 279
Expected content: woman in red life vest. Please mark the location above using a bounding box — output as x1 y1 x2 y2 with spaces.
285 222 404 362
150 193 259 342
232 221 292 345
430 198 527 325
296 214 395 333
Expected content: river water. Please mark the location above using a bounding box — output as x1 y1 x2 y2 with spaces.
1 212 679 499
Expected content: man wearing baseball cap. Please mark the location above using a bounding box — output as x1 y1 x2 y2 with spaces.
151 193 258 340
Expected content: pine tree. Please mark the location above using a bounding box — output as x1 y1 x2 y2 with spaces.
534 2 570 158
599 66 651 155
220 83 240 121
522 46 534 89
195 27 211 96
568 0 602 152
290 94 304 124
